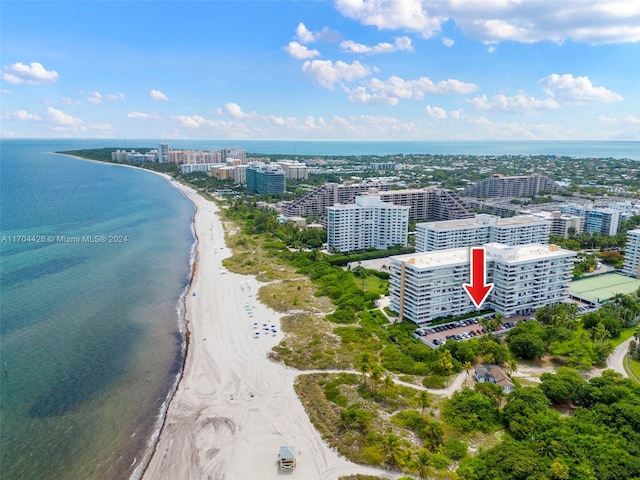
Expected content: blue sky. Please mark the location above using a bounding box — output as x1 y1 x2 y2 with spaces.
1 0 639 140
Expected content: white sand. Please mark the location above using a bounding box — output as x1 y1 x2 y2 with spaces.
142 182 399 480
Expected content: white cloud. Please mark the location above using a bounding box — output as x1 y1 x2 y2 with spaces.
1 62 59 85
295 22 339 43
86 91 103 104
3 109 42 122
175 115 208 128
335 0 444 38
449 0 640 44
346 75 477 105
225 102 260 120
127 112 162 119
345 86 399 105
302 59 372 89
150 89 169 101
425 105 448 119
336 0 640 45
441 36 455 47
340 36 414 54
371 75 478 98
46 107 83 126
270 115 286 126
539 74 623 102
598 115 640 125
1 89 14 95
284 41 321 59
106 93 125 101
466 93 559 113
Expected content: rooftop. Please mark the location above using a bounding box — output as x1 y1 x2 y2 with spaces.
418 214 546 231
392 243 575 269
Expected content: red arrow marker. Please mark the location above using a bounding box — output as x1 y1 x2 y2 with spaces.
463 247 494 309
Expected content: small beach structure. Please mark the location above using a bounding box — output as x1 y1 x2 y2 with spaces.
278 446 296 470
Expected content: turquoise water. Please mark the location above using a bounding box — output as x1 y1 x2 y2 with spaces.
0 141 195 480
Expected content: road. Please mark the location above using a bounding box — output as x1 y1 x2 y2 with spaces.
606 337 633 377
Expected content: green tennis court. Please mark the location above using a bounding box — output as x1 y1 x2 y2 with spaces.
570 273 640 303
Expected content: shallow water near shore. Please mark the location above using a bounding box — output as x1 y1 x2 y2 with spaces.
0 140 195 480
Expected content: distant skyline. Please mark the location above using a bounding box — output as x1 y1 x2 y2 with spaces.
1 1 639 141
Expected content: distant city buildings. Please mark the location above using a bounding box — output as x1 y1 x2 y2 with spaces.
246 163 286 194
524 210 584 238
327 195 410 253
180 163 218 174
284 182 391 220
221 147 246 164
622 229 640 279
275 160 309 180
559 204 621 235
284 182 473 223
157 143 169 163
111 149 156 163
415 214 550 252
465 173 558 197
389 243 576 325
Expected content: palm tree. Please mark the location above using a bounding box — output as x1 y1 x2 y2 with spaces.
535 305 554 325
359 352 371 385
507 359 518 375
410 449 434 480
422 419 444 451
370 366 383 396
463 361 473 377
440 349 454 385
380 434 404 468
383 375 394 400
634 325 640 342
419 390 430 416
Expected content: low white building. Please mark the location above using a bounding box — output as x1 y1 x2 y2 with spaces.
622 229 640 279
180 163 218 174
389 243 576 325
415 214 550 252
327 195 409 253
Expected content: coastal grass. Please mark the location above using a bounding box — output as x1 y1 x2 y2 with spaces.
295 372 465 476
273 313 348 370
257 277 334 314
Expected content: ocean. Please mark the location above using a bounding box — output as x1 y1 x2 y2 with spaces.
0 138 637 480
0 140 195 480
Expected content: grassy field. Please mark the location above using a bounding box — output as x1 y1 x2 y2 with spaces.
629 358 640 383
570 273 640 303
611 327 637 348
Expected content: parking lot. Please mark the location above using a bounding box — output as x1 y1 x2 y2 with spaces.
414 317 521 348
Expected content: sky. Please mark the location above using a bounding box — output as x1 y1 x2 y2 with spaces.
1 0 639 141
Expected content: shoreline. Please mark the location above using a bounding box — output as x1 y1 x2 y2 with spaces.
134 174 400 479
56 155 397 479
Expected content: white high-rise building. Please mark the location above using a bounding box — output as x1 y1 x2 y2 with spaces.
389 243 576 325
327 195 410 253
622 229 640 279
415 214 550 252
157 143 169 163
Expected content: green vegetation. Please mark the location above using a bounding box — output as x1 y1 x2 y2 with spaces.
457 370 640 480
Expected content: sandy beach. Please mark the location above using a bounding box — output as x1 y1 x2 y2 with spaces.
141 181 399 480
